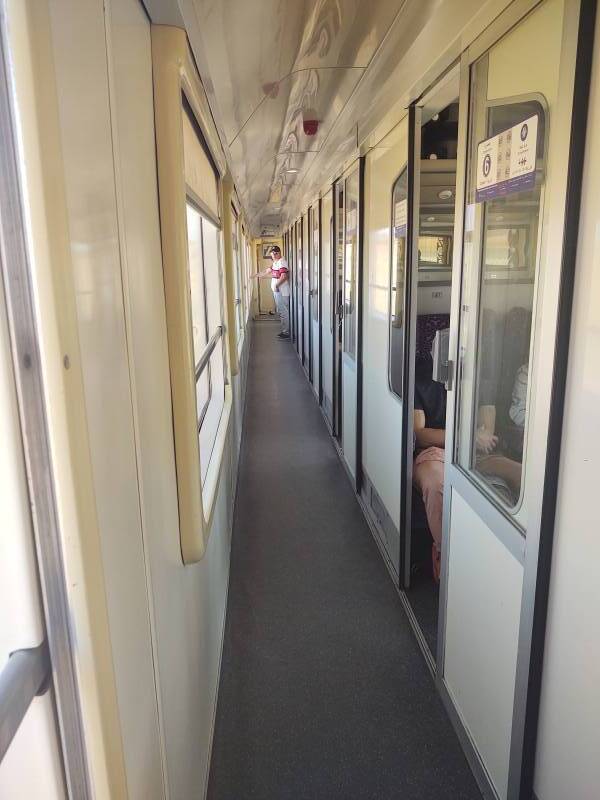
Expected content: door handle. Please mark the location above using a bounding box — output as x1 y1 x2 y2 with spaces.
446 359 454 392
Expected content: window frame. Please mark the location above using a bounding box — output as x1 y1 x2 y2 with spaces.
455 84 550 524
388 165 409 400
342 169 359 359
152 25 231 564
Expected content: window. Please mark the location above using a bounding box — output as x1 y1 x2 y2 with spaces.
185 203 226 484
456 53 547 513
311 205 319 321
186 204 210 423
231 206 243 343
335 180 344 336
389 168 408 398
418 234 452 267
343 169 359 357
297 220 303 300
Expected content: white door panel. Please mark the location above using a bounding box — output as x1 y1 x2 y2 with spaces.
342 355 357 477
444 490 522 800
439 2 586 797
362 120 408 532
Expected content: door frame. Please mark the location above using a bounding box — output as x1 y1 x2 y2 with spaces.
332 177 345 445
317 197 323 405
355 156 366 494
399 102 422 593
307 205 314 383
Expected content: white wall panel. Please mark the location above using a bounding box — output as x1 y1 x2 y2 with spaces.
106 2 239 798
361 120 407 529
444 490 523 800
534 11 600 799
47 1 164 796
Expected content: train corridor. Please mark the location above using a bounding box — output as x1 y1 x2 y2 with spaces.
208 322 481 800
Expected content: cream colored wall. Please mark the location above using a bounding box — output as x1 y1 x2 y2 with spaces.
14 0 250 797
534 10 600 800
46 0 164 796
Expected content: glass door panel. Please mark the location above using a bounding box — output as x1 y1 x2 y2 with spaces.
440 2 585 797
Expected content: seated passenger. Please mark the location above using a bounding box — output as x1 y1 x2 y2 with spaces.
413 356 446 582
413 357 527 579
509 363 528 428
476 363 528 498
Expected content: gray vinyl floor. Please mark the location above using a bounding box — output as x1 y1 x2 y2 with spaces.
207 321 481 800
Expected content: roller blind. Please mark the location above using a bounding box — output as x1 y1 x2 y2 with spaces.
183 110 219 220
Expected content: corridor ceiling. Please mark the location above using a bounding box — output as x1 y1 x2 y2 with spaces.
147 0 503 236
188 0 408 235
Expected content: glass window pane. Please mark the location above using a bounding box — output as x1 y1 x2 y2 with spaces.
312 207 319 321
389 168 408 398
456 52 546 513
232 223 243 342
335 181 344 335
198 215 226 484
297 222 302 302
186 203 209 366
418 234 452 267
343 169 359 357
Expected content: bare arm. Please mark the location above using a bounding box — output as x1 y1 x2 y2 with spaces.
414 409 445 449
476 404 498 454
251 266 272 279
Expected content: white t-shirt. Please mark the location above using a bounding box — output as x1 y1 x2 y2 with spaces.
271 257 290 297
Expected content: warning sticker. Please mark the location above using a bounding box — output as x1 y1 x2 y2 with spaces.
394 199 407 237
476 114 539 202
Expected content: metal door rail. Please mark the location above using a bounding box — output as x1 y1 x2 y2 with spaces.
0 641 50 763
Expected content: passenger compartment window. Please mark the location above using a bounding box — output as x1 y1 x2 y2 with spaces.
456 52 547 514
343 169 359 358
311 205 319 322
389 167 408 398
231 206 243 343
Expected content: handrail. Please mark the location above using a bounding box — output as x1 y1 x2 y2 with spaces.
0 642 50 763
195 325 222 381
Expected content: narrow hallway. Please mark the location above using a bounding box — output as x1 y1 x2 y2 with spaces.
208 322 480 799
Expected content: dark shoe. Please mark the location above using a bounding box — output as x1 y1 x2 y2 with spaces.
277 332 290 339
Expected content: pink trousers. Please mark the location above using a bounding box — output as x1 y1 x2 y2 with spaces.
413 446 445 552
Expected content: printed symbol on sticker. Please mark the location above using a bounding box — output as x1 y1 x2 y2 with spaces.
520 123 529 141
483 153 492 177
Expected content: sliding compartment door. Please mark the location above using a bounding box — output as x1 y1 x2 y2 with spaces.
309 202 320 396
361 119 409 573
438 2 591 797
321 189 334 427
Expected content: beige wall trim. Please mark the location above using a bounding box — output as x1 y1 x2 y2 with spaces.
222 173 240 376
151 25 233 564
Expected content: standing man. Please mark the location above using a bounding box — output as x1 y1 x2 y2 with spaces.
252 245 290 339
